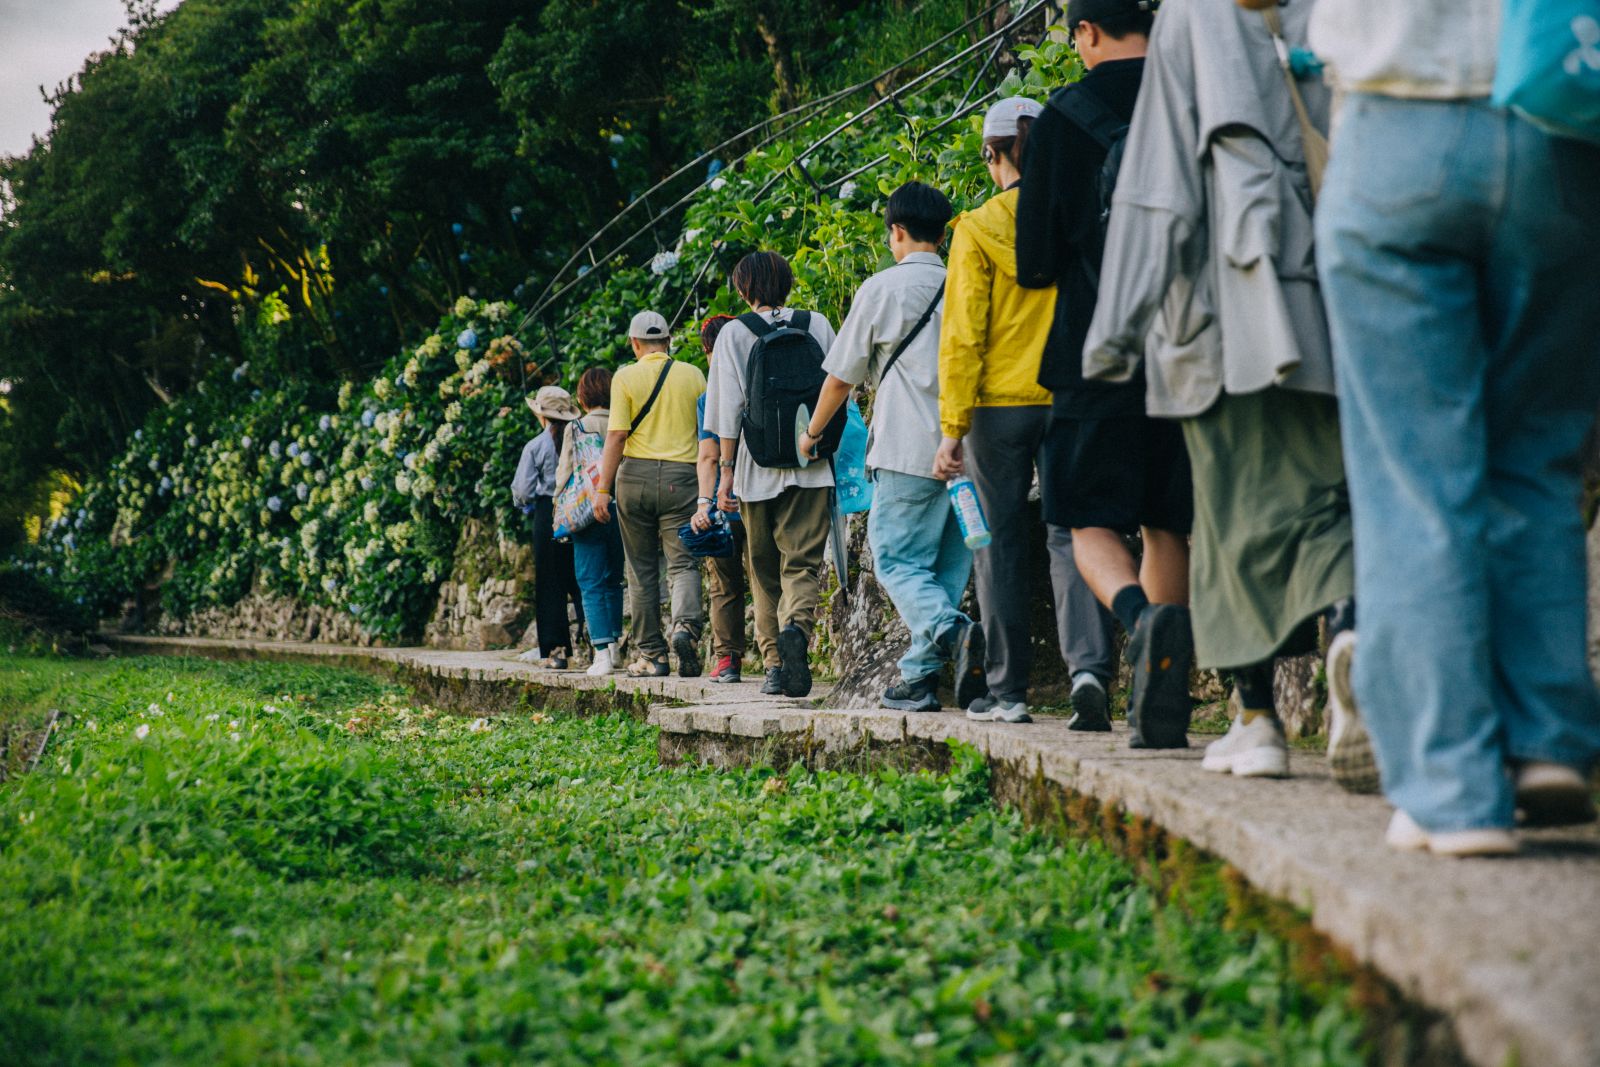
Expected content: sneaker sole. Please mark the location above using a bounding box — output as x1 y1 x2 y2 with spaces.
776 628 812 698
1202 747 1290 778
882 695 941 712
672 632 702 678
1326 631 1381 794
1516 782 1598 828
1128 606 1192 750
954 623 988 711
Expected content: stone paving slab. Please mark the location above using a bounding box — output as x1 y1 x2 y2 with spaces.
101 633 1600 1067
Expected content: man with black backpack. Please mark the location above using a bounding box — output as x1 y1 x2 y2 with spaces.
704 251 839 698
1016 0 1196 749
594 310 708 678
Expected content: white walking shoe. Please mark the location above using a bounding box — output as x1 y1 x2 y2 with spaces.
967 697 1031 723
1201 707 1290 778
1385 810 1518 857
586 646 615 677
1326 630 1380 794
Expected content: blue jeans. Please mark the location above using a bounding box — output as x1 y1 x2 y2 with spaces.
572 521 625 647
867 469 973 682
1318 95 1600 832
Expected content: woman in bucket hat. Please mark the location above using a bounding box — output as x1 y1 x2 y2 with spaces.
512 385 585 668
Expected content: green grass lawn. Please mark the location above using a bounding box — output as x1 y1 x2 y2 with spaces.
0 654 1364 1065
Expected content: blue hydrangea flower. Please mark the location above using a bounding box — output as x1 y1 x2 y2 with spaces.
159 476 172 493
458 252 472 264
299 451 314 467
287 442 301 458
269 441 282 458
361 409 376 428
510 206 524 221
240 435 253 448
457 328 478 350
451 222 464 236
266 496 283 512
360 476 374 491
319 415 332 431
295 483 310 501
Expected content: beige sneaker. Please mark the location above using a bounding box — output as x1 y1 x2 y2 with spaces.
1514 761 1597 827
1326 631 1381 794
1385 810 1518 857
1201 695 1289 778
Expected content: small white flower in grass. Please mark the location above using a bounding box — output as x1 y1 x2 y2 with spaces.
133 723 151 741
468 718 491 733
205 713 220 723
228 720 240 730
18 812 34 826
166 692 175 703
86 720 98 732
148 703 160 714
229 732 242 743
912 1033 938 1049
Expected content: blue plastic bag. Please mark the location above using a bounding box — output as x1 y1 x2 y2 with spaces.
1493 0 1600 143
832 399 874 515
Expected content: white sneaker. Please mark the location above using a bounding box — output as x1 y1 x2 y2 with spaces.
1514 761 1597 827
991 700 1032 724
1326 630 1380 794
586 646 615 677
1201 708 1290 778
1385 810 1518 857
517 647 542 663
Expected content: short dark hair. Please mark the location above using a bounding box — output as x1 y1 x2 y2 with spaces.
884 182 953 244
576 366 612 409
731 251 793 308
1091 10 1154 38
983 114 1035 170
700 314 736 355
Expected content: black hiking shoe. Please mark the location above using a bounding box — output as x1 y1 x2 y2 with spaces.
672 629 702 679
948 619 988 711
776 624 812 698
881 673 941 712
760 667 784 695
1125 604 1193 749
1067 677 1112 732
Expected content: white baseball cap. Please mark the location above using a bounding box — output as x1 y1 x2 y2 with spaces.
628 310 671 340
982 96 1044 139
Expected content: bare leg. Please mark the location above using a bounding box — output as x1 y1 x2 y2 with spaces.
1139 527 1189 606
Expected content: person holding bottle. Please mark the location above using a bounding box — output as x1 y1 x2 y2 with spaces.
931 97 1115 725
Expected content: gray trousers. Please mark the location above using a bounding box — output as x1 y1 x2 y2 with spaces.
615 458 704 659
966 406 1115 702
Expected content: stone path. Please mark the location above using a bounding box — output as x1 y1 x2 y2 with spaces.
103 633 1600 1067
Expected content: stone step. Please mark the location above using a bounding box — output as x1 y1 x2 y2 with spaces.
99 633 1600 1067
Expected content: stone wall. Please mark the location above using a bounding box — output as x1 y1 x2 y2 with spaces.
150 590 375 646
423 517 536 651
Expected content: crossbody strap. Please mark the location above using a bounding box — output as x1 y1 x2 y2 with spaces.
878 280 945 384
1262 7 1329 201
626 359 675 438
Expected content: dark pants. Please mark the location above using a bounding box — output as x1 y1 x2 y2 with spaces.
533 495 583 654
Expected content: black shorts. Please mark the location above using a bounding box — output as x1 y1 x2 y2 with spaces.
1040 412 1193 535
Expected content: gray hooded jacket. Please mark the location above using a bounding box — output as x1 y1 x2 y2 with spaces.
1082 0 1333 418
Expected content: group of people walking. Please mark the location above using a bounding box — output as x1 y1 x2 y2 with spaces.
513 0 1600 858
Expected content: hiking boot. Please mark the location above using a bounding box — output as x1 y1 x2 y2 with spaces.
946 619 987 711
710 654 742 684
760 667 784 696
1201 699 1290 779
1385 810 1518 858
882 673 941 713
1066 674 1111 732
776 624 812 698
967 696 1030 723
1125 604 1193 749
1326 630 1380 794
672 629 702 679
965 694 999 721
626 655 671 678
1515 761 1597 827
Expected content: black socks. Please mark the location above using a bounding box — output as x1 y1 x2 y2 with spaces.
1324 596 1356 641
1111 585 1150 633
1232 662 1275 712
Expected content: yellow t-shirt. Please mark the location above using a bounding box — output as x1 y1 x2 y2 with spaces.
609 352 706 463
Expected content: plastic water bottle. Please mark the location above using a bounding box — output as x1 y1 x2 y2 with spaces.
947 477 992 549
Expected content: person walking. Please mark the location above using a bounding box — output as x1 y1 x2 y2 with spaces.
801 181 986 713
557 367 627 676
704 251 836 698
1082 0 1358 780
1016 0 1192 745
593 310 707 678
511 385 585 669
689 314 749 684
932 96 1109 726
1313 0 1600 854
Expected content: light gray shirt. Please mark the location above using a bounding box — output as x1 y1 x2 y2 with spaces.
511 429 558 505
705 308 837 503
1310 0 1499 100
823 251 946 479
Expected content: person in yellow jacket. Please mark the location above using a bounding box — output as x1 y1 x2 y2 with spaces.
932 96 1116 725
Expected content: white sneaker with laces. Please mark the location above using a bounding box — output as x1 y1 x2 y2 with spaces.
1385 810 1518 857
586 646 615 677
1201 709 1290 778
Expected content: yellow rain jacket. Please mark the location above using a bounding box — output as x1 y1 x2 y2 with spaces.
937 187 1055 439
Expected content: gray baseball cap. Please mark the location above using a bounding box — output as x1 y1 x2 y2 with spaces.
982 96 1044 139
628 310 671 340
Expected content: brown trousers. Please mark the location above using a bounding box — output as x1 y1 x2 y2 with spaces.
739 485 831 668
706 520 749 658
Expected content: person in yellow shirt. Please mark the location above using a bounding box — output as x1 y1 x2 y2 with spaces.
931 97 1112 726
594 310 707 677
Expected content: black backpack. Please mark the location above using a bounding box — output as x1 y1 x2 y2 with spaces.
737 310 845 468
1047 86 1129 288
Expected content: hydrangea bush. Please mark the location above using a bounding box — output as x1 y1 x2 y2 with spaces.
24 39 1080 642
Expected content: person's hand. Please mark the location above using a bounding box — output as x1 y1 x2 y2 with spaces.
799 428 819 462
594 492 612 523
717 485 739 515
690 500 714 532
932 436 964 480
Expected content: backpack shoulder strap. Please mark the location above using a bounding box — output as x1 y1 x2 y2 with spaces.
1047 86 1127 150
787 309 811 333
738 311 773 338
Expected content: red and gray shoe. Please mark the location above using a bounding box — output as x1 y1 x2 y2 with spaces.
710 654 743 684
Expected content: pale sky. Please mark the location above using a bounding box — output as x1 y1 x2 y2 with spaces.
0 0 182 158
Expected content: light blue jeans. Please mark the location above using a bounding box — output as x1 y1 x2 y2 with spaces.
867 469 973 683
1318 95 1600 832
572 521 625 647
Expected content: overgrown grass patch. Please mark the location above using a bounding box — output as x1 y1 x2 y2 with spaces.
0 654 1365 1065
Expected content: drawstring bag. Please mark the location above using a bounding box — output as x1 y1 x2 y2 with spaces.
832 399 873 515
552 422 605 538
678 513 736 558
1493 0 1600 144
